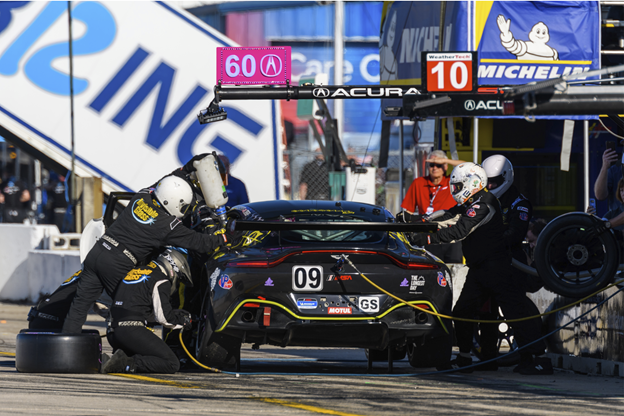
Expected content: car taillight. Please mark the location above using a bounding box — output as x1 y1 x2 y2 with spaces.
227 260 271 268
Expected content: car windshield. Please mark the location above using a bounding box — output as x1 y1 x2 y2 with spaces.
273 214 386 244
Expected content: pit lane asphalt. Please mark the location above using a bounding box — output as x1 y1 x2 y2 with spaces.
0 302 622 416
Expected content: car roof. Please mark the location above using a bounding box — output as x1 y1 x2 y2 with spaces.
232 200 391 222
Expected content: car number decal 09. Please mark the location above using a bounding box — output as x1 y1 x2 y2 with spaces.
292 265 323 291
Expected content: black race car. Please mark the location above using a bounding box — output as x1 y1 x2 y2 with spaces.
191 200 454 371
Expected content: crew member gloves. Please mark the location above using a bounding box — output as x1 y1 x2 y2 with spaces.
410 233 430 247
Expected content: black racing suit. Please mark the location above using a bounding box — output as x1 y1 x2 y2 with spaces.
62 184 225 334
107 260 188 373
500 185 542 292
477 185 543 359
27 270 82 330
424 189 545 356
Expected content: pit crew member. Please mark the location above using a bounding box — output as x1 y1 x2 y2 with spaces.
101 248 192 374
411 163 550 375
62 154 228 334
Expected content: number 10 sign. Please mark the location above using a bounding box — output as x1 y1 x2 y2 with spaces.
217 46 291 85
422 52 477 92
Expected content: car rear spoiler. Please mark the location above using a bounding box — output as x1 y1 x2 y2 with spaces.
232 220 437 233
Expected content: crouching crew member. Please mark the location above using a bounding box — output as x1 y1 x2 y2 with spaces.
410 163 550 375
27 270 83 330
101 248 193 374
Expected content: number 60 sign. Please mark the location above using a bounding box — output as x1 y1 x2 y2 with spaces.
421 51 477 92
217 46 291 85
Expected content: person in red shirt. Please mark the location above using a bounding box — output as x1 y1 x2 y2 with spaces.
400 150 463 263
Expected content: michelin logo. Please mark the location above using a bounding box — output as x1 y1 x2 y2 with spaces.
479 15 590 82
497 15 558 61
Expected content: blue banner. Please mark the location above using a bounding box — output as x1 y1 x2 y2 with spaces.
379 1 468 85
475 1 600 85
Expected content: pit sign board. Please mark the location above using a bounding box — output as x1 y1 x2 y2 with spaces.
421 52 477 93
217 46 291 85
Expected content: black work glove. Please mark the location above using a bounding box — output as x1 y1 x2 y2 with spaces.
172 309 192 330
583 218 611 243
409 233 429 247
182 153 210 175
395 211 422 223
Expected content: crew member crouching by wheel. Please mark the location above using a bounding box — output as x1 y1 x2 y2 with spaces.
101 248 193 374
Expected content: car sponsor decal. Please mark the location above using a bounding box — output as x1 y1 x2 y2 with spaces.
328 307 352 314
400 278 409 287
209 268 221 290
517 206 529 213
410 275 425 291
519 212 529 221
437 272 448 287
359 297 380 313
327 274 352 281
264 277 274 287
296 298 318 309
472 204 480 209
218 274 233 290
466 208 476 217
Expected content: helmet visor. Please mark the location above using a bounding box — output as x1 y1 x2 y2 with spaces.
450 182 463 194
487 174 504 190
179 202 191 217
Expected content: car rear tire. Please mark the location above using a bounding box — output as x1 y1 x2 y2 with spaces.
196 299 241 370
364 346 407 362
407 332 453 370
16 329 102 373
534 213 620 299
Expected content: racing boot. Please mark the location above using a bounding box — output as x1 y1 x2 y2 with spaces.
514 354 553 375
450 353 474 373
100 350 136 374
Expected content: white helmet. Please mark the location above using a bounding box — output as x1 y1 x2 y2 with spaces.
449 163 488 205
482 155 514 198
154 176 193 218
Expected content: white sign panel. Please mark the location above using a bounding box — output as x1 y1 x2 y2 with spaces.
0 2 281 200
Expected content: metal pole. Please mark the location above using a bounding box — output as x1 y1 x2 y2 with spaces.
67 1 76 231
473 118 479 163
334 0 344 142
399 120 404 200
584 119 589 210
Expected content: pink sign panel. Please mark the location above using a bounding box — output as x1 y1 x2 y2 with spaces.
217 47 291 85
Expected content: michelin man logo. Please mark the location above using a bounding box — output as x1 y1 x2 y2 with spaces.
497 15 558 61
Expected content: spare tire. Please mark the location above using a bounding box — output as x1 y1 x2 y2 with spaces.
16 329 102 373
534 213 620 299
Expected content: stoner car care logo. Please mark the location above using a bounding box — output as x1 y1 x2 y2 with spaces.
123 269 152 284
132 198 158 225
61 270 82 286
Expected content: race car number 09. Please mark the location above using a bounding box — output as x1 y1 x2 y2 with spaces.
292 266 323 291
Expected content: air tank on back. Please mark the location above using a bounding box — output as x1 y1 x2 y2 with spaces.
194 152 228 225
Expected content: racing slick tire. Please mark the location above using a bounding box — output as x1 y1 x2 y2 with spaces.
407 331 453 371
534 213 620 299
196 301 241 370
365 346 407 362
16 329 102 373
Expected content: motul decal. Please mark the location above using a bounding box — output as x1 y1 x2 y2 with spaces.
328 307 352 315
